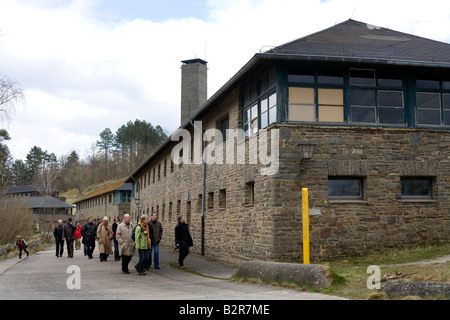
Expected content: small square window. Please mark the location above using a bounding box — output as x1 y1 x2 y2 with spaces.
400 177 433 199
328 177 364 200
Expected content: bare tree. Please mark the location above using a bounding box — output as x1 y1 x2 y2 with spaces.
0 74 25 123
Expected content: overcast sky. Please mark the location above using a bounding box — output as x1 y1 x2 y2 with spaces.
1 0 450 161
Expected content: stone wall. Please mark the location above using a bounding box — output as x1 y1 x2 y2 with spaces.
273 124 450 261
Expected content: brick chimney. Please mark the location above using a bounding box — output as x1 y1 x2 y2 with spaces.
180 58 207 125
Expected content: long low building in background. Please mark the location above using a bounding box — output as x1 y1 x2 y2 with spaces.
73 179 132 223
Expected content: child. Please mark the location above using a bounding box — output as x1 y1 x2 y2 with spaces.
14 236 29 259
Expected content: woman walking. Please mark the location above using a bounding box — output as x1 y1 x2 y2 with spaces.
134 214 153 275
97 216 113 262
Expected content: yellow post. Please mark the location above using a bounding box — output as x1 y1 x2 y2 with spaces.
302 188 310 264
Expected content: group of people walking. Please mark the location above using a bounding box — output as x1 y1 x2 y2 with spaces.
53 213 193 275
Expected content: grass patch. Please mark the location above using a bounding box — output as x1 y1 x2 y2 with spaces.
319 242 450 300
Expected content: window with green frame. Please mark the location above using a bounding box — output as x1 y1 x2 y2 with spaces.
349 69 405 125
288 68 345 123
287 67 406 126
242 69 277 137
416 76 450 126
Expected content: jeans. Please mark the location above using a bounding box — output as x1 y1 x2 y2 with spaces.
137 249 149 273
148 243 160 268
113 239 120 261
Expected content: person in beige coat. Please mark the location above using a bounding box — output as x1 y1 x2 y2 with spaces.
97 216 113 262
116 214 134 274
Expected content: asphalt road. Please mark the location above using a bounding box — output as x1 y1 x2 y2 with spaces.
0 244 344 300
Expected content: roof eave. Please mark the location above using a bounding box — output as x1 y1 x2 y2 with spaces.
256 52 450 69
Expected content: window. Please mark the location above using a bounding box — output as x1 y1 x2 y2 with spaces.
350 69 376 86
318 89 344 122
219 189 226 209
242 69 277 137
261 92 277 129
198 194 203 212
417 92 441 125
350 89 405 125
245 182 255 205
169 202 173 222
378 91 404 124
288 87 315 122
400 177 433 200
288 68 344 123
328 177 364 200
220 116 229 142
415 75 450 127
207 192 214 209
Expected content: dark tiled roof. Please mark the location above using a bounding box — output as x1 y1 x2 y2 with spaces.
269 19 450 65
6 185 59 195
7 196 74 209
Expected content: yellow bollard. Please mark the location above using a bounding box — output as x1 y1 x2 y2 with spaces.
302 188 310 264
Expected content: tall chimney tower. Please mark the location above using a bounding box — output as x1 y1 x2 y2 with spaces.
180 58 208 125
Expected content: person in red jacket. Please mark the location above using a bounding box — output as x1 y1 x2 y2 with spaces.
14 236 29 259
74 221 82 251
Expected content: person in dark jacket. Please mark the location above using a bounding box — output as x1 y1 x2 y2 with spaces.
63 218 77 258
81 217 97 259
174 215 193 268
53 220 64 257
112 217 120 261
147 212 161 269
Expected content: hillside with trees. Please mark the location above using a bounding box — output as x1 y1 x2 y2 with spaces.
2 119 168 196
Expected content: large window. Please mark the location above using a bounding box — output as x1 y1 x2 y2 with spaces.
242 68 277 137
288 68 345 123
349 69 405 125
416 76 450 126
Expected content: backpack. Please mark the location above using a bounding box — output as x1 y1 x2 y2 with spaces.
131 224 140 241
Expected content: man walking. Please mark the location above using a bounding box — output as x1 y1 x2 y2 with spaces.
149 212 163 269
116 214 134 274
175 215 193 269
63 218 77 258
53 220 64 257
81 217 97 259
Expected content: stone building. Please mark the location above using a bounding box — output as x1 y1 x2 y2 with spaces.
74 179 132 223
126 20 450 263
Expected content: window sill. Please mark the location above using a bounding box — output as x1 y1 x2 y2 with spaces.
397 199 436 203
328 199 367 204
244 204 255 208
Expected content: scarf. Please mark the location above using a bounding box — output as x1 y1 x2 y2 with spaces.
141 222 150 247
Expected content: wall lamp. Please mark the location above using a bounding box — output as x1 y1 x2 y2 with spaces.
298 143 316 161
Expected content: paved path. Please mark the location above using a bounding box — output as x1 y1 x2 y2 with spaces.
0 244 344 300
379 254 450 268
